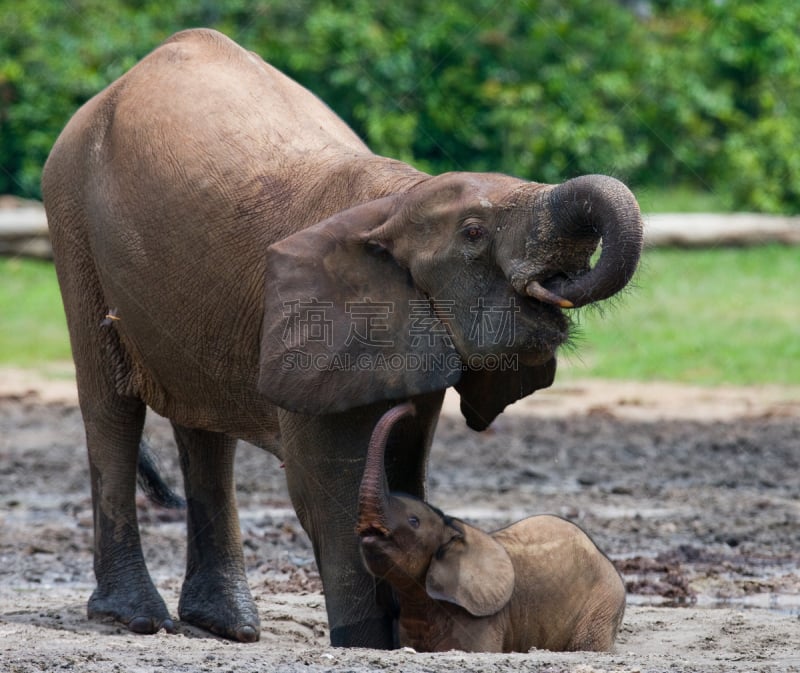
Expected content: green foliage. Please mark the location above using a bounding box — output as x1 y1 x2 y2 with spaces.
636 185 731 214
637 2 800 213
2 0 800 212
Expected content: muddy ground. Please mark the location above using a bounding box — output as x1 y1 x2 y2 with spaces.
1 371 798 672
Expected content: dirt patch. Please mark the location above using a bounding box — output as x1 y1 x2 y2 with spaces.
1 371 799 672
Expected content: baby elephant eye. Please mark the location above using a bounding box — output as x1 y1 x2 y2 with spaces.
408 515 420 529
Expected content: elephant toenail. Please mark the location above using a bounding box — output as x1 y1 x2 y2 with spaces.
237 625 259 642
128 616 158 634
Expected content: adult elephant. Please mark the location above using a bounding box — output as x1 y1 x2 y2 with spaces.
42 29 643 647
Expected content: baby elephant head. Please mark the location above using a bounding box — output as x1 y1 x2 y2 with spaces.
356 402 515 617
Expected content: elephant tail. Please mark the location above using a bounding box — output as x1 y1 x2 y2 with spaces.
136 437 186 509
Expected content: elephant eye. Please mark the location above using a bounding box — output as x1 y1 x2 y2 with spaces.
462 223 486 243
408 515 420 529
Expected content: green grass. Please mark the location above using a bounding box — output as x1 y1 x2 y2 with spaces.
0 258 71 366
563 244 800 385
1 248 799 385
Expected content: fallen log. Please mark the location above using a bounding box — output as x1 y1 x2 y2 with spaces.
645 213 800 247
1 199 799 261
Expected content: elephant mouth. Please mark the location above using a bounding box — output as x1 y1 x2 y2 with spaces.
514 298 573 361
357 525 389 542
358 533 395 575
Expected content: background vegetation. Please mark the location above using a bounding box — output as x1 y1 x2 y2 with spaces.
1 1 798 385
2 0 800 213
2 247 799 385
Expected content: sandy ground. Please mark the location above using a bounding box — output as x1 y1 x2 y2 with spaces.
1 367 799 672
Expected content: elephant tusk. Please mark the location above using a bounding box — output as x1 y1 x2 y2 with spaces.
525 280 574 308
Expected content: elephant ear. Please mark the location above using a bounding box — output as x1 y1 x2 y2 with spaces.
259 195 460 414
426 521 515 617
455 358 557 431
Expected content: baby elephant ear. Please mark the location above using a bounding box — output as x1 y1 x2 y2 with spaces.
259 196 460 415
426 522 515 617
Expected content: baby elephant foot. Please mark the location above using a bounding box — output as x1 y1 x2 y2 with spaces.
179 576 260 642
88 586 176 635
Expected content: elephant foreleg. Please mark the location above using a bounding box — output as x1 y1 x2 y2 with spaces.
172 424 259 642
281 434 397 648
279 392 443 648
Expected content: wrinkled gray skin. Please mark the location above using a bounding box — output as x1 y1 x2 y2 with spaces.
357 402 626 653
41 29 643 647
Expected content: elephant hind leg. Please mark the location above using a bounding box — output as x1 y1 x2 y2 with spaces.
85 399 174 634
173 423 260 642
567 602 621 652
48 216 172 634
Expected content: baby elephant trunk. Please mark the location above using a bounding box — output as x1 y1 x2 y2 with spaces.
356 401 417 537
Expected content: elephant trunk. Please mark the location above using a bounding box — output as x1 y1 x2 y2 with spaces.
507 175 644 309
356 401 416 537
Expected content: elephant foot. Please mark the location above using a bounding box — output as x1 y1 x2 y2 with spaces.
88 585 176 635
179 575 260 642
329 615 396 648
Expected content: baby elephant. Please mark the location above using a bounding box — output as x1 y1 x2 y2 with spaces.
356 401 626 653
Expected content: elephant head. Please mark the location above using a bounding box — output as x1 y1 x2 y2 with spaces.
356 401 515 617
259 172 642 424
